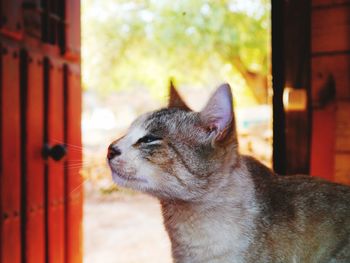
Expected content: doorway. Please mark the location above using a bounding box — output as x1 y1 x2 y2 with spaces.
81 1 272 262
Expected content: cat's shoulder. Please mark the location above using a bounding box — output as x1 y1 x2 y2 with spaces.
240 154 350 194
240 155 275 179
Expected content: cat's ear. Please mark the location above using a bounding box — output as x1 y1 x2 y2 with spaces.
200 83 235 145
168 80 191 111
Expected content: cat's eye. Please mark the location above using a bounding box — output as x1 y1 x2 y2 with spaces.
136 135 162 144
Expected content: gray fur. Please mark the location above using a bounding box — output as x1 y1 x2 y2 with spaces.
108 84 350 263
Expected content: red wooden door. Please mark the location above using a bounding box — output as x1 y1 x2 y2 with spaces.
0 1 82 263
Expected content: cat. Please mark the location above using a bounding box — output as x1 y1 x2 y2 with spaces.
107 83 350 263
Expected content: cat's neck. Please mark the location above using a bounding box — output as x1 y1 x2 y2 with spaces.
160 158 259 262
161 155 256 206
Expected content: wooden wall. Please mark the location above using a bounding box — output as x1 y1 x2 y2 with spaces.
310 0 350 184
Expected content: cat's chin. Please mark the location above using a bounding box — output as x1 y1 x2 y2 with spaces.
111 171 148 188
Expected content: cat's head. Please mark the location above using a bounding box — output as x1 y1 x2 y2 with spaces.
107 83 238 201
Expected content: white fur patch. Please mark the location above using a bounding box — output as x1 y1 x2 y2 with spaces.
109 115 164 191
118 126 146 151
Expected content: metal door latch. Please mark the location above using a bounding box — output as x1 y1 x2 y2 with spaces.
42 144 67 161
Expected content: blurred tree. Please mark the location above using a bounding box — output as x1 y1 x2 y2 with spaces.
82 0 270 104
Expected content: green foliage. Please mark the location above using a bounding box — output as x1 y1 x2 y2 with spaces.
82 0 270 104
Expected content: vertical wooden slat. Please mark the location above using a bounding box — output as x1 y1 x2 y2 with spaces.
25 52 45 263
57 0 66 53
334 101 350 184
310 104 336 180
272 0 287 174
284 111 310 174
46 59 65 263
284 0 311 175
335 101 350 152
41 0 49 44
65 2 82 262
335 153 350 184
19 49 27 263
0 45 21 263
65 0 80 57
0 42 2 263
65 65 83 263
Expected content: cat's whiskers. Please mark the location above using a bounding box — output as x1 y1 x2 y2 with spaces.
65 161 106 170
50 140 83 149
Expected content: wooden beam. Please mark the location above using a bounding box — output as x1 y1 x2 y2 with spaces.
272 0 287 174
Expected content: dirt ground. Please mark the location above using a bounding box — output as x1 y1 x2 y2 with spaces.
83 192 172 263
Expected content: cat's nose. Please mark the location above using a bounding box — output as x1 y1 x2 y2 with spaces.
107 144 121 160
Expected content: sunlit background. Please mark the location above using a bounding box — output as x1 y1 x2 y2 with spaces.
81 0 271 262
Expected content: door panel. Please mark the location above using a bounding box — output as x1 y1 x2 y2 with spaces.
45 59 65 263
310 105 336 181
65 66 83 263
25 52 45 263
1 45 21 263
